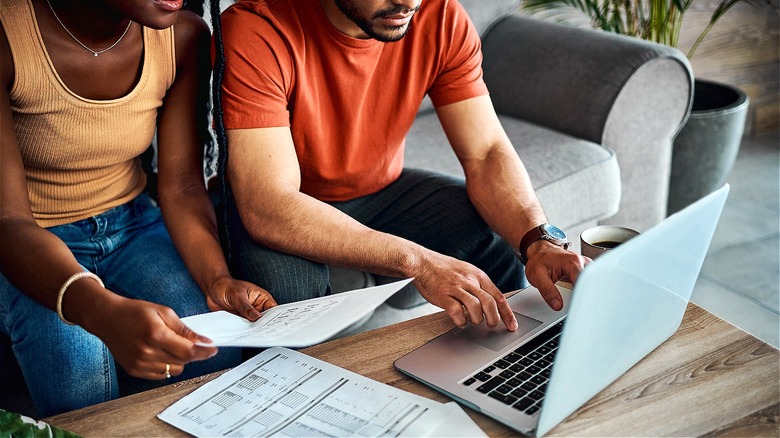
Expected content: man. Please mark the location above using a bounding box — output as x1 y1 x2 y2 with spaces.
217 0 589 331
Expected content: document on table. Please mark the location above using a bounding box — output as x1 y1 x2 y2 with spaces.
158 347 485 437
182 279 412 348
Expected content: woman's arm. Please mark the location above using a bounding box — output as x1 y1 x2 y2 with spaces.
156 11 276 321
0 22 98 322
0 23 216 380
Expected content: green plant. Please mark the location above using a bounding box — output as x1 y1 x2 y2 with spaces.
520 0 754 58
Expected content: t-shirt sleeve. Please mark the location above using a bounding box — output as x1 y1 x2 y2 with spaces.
426 0 489 108
217 4 292 129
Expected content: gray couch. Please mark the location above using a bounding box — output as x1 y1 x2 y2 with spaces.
0 1 694 416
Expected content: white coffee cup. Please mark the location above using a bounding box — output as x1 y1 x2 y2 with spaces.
580 225 639 260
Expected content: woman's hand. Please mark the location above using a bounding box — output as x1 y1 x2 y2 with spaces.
89 297 218 380
205 277 278 321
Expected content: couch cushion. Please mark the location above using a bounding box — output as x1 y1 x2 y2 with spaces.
404 112 620 230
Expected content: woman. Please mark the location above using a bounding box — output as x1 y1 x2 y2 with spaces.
0 0 276 416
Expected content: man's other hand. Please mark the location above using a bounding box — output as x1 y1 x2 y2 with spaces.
524 241 590 310
413 252 518 331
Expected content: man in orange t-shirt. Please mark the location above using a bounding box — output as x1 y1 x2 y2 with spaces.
217 0 589 331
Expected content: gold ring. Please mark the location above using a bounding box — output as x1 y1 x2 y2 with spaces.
164 362 171 379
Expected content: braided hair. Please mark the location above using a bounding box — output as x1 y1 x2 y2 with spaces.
208 0 233 264
183 0 218 184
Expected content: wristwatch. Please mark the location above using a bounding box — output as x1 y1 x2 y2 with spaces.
515 223 570 265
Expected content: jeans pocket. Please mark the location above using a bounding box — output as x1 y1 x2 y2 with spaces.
47 221 101 257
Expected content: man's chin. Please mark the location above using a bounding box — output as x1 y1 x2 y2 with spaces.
371 25 410 42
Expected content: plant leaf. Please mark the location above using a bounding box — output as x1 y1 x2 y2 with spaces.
710 0 743 23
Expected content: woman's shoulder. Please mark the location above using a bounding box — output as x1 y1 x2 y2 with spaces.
173 9 210 36
171 10 210 64
172 10 210 48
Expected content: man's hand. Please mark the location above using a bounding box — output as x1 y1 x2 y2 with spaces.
524 241 591 310
412 251 518 331
205 277 278 321
89 298 218 380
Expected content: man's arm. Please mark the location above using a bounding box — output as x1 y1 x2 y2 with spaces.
437 95 590 309
227 127 518 330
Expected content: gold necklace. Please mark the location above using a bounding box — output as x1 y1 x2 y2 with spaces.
45 0 132 57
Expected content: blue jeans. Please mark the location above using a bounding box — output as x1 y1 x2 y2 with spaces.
0 194 241 417
225 169 527 304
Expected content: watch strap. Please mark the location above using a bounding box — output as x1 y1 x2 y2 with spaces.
516 224 570 265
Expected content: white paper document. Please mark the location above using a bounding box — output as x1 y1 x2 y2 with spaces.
182 279 412 348
158 347 485 437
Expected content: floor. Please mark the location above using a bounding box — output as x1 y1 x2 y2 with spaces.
689 129 780 348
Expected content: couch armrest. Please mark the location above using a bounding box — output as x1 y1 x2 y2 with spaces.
481 14 693 231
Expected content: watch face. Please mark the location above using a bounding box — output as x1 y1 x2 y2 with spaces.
542 223 566 240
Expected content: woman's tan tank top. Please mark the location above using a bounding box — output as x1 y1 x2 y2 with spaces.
0 0 175 227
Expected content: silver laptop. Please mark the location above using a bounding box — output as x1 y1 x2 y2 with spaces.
395 185 729 436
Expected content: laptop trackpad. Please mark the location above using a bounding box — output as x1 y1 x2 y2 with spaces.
460 312 543 351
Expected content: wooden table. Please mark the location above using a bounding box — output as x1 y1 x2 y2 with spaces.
45 303 779 437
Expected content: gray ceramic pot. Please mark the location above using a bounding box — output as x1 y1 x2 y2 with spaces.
667 79 749 215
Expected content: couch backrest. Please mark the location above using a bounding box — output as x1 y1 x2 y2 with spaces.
457 0 521 37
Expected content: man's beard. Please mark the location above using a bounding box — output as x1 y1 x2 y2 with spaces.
333 0 419 42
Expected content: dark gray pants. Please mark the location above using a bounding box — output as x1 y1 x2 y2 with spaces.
222 168 526 305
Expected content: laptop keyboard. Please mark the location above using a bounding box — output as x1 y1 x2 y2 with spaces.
461 320 564 415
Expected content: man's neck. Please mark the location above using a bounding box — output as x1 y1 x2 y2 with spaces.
318 0 370 39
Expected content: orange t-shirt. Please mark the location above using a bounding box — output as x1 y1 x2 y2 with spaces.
219 0 488 201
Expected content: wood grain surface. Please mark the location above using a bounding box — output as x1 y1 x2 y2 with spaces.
44 303 779 437
679 0 779 136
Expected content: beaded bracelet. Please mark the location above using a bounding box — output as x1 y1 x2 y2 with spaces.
56 271 104 325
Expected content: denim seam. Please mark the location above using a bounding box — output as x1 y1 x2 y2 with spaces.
102 342 113 402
